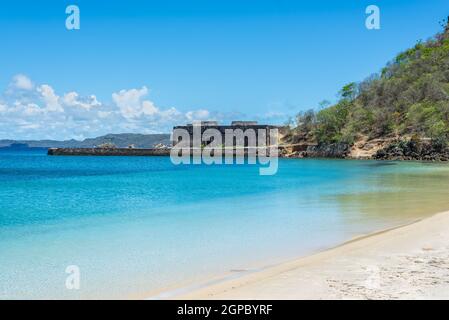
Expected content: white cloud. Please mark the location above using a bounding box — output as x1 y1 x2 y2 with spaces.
112 86 149 118
12 74 33 90
111 87 187 124
20 122 41 130
142 100 159 116
97 110 112 119
37 84 63 112
63 92 101 110
62 92 78 106
0 75 218 140
186 109 210 121
23 103 44 116
160 107 182 119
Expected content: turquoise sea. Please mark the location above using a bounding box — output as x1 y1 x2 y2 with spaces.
1 150 449 299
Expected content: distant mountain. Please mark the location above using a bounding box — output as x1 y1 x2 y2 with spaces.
0 133 171 149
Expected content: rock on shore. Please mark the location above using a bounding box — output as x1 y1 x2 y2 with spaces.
374 140 449 161
280 138 449 161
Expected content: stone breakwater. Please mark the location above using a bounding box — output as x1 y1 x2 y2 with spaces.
47 147 276 157
48 148 171 156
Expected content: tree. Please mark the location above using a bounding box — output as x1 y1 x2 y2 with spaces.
339 82 358 101
296 109 316 133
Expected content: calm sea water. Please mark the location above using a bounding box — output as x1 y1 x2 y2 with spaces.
1 150 449 299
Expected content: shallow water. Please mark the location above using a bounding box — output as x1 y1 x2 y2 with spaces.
1 150 449 299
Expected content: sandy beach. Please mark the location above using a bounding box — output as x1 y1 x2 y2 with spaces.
176 211 449 300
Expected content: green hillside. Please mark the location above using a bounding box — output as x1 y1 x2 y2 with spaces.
289 19 449 149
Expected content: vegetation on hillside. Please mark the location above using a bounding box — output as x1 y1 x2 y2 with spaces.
287 19 449 147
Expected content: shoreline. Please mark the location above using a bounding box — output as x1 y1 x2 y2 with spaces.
149 211 449 300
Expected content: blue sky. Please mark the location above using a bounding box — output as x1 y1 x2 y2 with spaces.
0 0 448 140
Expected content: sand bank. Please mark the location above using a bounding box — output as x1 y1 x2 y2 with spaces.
176 211 449 300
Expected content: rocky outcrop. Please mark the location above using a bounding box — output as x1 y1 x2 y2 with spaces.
280 138 449 161
280 142 351 159
304 143 350 159
348 138 394 159
374 140 449 161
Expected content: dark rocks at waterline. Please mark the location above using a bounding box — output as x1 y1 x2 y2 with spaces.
304 143 350 159
48 141 449 161
374 140 449 161
280 143 350 159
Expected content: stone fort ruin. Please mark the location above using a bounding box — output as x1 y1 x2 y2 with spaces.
172 121 279 148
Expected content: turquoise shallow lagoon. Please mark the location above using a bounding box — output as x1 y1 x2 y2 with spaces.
1 150 449 299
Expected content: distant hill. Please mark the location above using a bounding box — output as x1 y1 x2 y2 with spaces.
0 133 171 149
